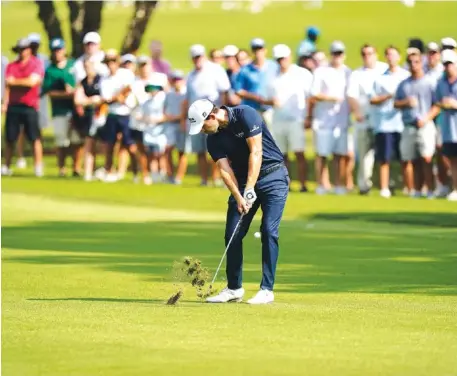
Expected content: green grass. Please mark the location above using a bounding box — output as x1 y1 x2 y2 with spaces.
2 2 457 375
2 167 457 376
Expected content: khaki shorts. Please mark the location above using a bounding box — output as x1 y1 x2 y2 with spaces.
271 120 305 153
53 115 82 147
400 122 436 161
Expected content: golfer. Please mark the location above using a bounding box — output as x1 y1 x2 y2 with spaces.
188 99 289 304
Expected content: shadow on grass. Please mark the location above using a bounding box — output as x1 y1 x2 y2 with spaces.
26 297 200 305
2 216 457 296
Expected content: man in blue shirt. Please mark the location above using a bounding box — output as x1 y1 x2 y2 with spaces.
234 38 277 117
187 99 288 304
433 50 457 201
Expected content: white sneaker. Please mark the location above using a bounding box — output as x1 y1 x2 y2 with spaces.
143 176 152 185
447 190 457 201
425 191 435 200
94 168 106 181
104 173 119 183
84 174 94 182
16 158 27 169
1 165 13 176
434 185 450 198
132 175 140 184
380 188 391 198
315 185 327 195
34 164 44 177
247 289 274 305
409 190 422 198
334 186 347 196
206 287 244 303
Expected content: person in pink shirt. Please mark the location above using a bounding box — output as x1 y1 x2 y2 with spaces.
149 40 171 76
1 38 44 177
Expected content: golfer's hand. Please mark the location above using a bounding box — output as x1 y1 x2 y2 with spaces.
236 197 250 215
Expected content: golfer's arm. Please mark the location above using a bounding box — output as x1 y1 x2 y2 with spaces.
245 134 263 190
216 158 242 201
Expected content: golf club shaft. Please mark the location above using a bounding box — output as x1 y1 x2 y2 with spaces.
210 213 245 285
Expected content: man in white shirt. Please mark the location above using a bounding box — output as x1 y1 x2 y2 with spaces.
370 45 410 198
347 44 389 194
73 32 109 84
99 49 137 182
180 44 231 186
264 44 313 192
309 41 352 195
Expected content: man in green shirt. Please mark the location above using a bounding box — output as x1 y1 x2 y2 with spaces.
42 38 82 177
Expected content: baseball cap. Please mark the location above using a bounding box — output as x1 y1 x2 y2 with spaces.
145 76 164 92
50 38 65 51
121 53 136 64
28 33 41 44
250 38 265 50
441 37 457 50
188 99 215 135
137 55 151 65
83 31 101 45
12 38 31 53
103 48 119 62
190 44 206 58
171 69 185 80
273 44 291 59
442 49 457 64
298 40 316 57
330 40 345 54
306 26 320 39
223 44 239 57
427 42 440 52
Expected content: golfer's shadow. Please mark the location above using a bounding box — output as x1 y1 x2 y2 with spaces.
27 297 201 305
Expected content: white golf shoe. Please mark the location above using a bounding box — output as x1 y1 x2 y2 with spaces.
206 287 244 303
247 289 274 305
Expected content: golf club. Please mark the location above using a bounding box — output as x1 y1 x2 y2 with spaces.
206 213 245 292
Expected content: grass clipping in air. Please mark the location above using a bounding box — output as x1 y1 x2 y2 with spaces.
166 257 217 305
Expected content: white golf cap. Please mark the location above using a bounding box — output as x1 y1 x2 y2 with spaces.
120 53 136 64
28 33 41 44
442 49 457 64
330 40 345 53
137 55 151 64
83 31 101 45
250 38 265 49
441 37 457 49
188 99 214 135
223 44 239 57
427 42 440 52
272 44 291 59
190 44 206 58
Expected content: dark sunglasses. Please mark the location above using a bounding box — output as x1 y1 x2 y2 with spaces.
331 51 344 56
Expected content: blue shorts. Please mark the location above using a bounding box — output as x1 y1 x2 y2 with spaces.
131 129 143 144
164 123 179 147
375 132 400 163
100 114 134 146
442 142 457 158
177 133 207 154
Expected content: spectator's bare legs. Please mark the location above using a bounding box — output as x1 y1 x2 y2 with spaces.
32 139 43 172
403 161 414 193
16 129 26 165
104 142 115 173
345 153 355 190
334 154 347 188
72 143 84 175
4 141 14 168
450 157 457 191
413 159 423 192
197 152 208 185
294 152 307 190
379 162 390 191
117 145 129 178
137 143 149 179
127 144 138 177
422 156 434 194
316 156 327 188
175 151 188 183
56 145 67 175
84 137 96 179
165 146 175 179
436 146 450 186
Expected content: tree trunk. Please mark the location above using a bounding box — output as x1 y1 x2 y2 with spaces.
67 0 85 58
83 1 104 36
35 0 63 41
120 1 158 55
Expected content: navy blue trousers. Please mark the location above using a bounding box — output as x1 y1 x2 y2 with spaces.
225 166 289 291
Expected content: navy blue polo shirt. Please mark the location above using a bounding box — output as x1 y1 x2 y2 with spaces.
207 105 284 184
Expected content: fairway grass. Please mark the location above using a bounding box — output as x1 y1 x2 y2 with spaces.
2 178 457 376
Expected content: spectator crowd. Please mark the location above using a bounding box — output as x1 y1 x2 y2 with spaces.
1 28 457 201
